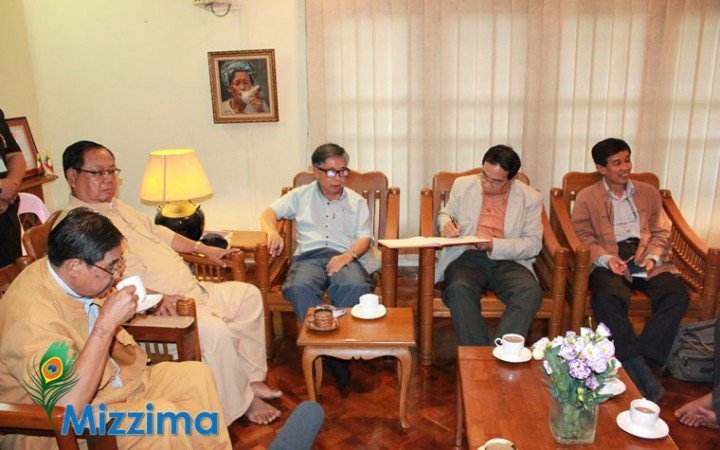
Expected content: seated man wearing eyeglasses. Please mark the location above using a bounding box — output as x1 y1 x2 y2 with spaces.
260 143 375 390
0 208 231 449
571 138 689 403
58 141 281 426
437 145 543 348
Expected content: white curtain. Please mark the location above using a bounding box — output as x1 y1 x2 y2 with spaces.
306 0 720 246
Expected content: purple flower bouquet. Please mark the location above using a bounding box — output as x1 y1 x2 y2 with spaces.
532 323 619 444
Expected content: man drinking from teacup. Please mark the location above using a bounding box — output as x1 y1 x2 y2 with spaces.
0 208 232 449
260 143 376 390
58 141 282 426
571 138 689 403
437 145 544 347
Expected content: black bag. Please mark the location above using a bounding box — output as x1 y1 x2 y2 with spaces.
665 319 716 383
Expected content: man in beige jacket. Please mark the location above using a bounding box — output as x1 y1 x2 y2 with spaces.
0 208 231 449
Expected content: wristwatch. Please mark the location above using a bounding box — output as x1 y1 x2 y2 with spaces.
348 249 358 260
193 241 202 255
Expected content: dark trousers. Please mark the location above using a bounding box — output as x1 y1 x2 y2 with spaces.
0 200 21 267
442 250 543 346
589 242 689 364
282 248 372 321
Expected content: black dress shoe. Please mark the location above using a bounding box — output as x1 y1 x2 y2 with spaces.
324 356 351 391
624 356 665 403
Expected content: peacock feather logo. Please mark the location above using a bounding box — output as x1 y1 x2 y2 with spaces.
23 341 80 421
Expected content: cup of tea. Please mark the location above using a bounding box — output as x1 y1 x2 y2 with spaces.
359 293 380 313
481 438 516 450
116 275 146 300
629 398 660 428
494 333 525 357
312 307 334 329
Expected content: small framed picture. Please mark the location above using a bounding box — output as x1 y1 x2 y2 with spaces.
208 49 279 124
6 117 40 178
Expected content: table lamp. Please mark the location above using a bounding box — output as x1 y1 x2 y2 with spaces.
140 149 212 241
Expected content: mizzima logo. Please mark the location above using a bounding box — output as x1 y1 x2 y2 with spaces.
62 402 219 436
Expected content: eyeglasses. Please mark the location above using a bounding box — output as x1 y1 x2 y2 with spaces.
77 168 122 178
315 167 350 178
90 257 125 278
478 169 508 187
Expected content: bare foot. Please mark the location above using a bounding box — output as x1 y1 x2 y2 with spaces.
675 393 713 427
251 381 283 400
245 395 281 425
696 406 720 429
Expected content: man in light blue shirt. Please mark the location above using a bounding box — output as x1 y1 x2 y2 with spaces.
260 143 373 390
261 143 373 319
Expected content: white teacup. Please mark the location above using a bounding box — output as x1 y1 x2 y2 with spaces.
481 438 516 450
629 398 660 429
117 275 146 300
358 293 380 313
494 333 525 357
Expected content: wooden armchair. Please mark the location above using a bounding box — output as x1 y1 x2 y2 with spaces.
255 170 400 342
416 170 569 366
549 171 720 332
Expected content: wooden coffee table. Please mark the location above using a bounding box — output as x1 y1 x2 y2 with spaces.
456 346 678 449
297 307 415 429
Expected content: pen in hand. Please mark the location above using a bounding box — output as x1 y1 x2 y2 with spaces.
447 215 461 237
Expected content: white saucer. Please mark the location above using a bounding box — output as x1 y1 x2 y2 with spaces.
492 346 532 363
616 410 669 439
137 293 163 313
351 304 387 320
599 378 626 396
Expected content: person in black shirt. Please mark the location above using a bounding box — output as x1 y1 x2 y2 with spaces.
0 109 26 267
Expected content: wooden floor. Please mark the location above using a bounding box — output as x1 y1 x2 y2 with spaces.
229 279 719 449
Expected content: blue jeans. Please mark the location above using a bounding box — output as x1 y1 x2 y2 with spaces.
282 248 372 321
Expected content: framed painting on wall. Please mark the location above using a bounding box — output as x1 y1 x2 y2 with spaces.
6 117 40 178
208 49 279 124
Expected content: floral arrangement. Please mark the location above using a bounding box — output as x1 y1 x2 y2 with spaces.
532 322 619 410
533 323 621 443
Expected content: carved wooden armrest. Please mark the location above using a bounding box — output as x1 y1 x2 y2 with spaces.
124 298 201 361
0 403 119 449
180 251 247 282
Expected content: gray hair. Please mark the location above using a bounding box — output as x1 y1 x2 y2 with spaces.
220 60 255 89
311 143 349 167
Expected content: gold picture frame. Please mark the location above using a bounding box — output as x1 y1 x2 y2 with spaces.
208 49 279 124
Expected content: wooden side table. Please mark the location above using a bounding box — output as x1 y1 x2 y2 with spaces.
297 307 416 429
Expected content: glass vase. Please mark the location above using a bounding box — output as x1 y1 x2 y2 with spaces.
548 395 599 445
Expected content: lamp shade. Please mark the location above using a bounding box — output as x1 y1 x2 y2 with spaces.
140 149 212 202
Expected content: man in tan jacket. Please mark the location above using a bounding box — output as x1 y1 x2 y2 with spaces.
0 208 231 449
571 138 689 403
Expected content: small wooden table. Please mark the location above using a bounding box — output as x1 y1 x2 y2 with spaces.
457 346 678 449
297 307 415 429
